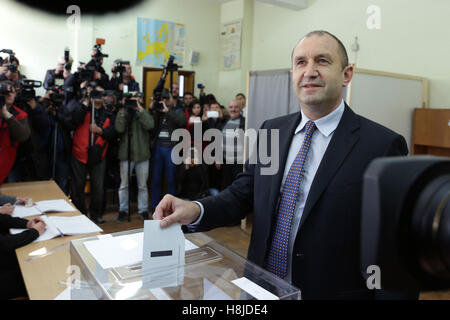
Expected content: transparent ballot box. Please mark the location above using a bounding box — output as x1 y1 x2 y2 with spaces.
69 229 301 300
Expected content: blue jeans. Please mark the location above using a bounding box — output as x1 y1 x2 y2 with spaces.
151 146 177 209
119 160 149 214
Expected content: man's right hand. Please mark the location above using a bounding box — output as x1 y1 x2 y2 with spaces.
152 194 201 228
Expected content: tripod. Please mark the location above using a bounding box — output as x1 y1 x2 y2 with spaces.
126 108 134 222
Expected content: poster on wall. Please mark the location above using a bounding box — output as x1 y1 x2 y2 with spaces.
137 17 185 67
220 20 242 71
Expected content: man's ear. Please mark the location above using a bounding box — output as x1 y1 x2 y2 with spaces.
342 64 354 87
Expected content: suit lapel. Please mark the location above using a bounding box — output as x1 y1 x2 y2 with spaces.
266 111 302 222
297 105 360 231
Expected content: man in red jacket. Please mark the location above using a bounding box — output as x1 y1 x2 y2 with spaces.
0 81 30 184
71 85 115 224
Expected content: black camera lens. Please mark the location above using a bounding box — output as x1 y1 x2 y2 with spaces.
410 165 450 289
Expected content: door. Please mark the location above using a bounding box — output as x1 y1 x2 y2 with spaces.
143 67 195 109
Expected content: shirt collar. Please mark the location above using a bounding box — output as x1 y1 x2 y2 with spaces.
295 99 345 137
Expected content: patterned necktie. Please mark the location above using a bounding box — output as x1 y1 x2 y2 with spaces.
266 120 316 279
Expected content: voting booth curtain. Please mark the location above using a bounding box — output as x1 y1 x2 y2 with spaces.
247 69 298 132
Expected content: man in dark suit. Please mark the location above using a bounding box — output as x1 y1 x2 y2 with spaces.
153 30 417 299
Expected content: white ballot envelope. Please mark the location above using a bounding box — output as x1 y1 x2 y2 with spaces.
142 220 185 289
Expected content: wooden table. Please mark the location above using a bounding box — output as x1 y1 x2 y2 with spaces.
0 180 101 300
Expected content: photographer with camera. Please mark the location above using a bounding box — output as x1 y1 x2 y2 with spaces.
0 55 24 82
115 91 154 222
35 68 76 195
8 79 53 183
85 41 110 90
0 81 30 184
110 60 139 92
43 53 73 90
149 59 186 212
71 84 115 224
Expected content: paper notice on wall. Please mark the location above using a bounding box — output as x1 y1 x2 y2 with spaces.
220 20 242 71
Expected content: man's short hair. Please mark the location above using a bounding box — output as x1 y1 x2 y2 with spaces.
236 93 246 99
292 30 349 70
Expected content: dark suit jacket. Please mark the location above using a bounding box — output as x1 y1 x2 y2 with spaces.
196 104 413 299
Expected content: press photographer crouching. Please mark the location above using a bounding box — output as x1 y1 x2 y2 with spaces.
0 81 30 184
149 63 186 212
71 83 115 224
115 90 154 222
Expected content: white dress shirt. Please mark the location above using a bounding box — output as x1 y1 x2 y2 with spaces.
192 100 345 284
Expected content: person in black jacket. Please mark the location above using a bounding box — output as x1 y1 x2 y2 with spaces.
109 62 140 92
177 146 209 201
0 195 46 299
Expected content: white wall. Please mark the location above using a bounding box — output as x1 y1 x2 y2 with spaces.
3 0 450 109
250 0 450 108
0 0 221 98
0 0 94 96
92 0 221 98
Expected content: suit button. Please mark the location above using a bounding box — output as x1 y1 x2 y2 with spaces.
295 253 304 260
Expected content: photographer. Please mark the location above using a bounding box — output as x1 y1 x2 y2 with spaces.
109 61 139 92
149 64 186 212
43 55 73 90
0 56 24 82
0 81 30 184
35 75 76 194
9 85 51 183
85 47 110 89
101 90 120 216
71 84 115 224
115 93 154 221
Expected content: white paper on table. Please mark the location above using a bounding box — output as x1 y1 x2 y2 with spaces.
10 215 60 242
12 199 76 218
35 199 76 213
11 206 41 218
83 231 197 270
49 215 102 235
10 215 103 242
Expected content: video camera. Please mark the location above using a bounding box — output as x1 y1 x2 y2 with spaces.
152 88 170 111
361 155 450 292
123 85 143 109
91 38 108 65
46 85 65 105
165 54 181 72
112 59 130 75
63 47 72 72
15 79 42 103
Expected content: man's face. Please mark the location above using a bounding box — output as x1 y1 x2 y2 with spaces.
183 94 193 105
291 34 352 112
4 87 16 106
171 84 179 97
236 95 246 108
124 64 132 77
228 101 241 119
